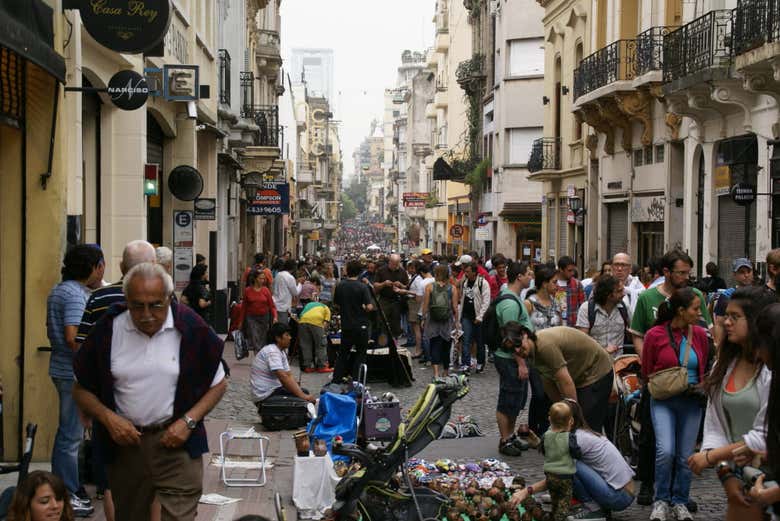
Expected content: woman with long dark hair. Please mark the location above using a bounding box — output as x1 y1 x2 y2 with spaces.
238 270 278 353
641 288 710 521
747 303 780 518
688 287 776 521
7 471 74 521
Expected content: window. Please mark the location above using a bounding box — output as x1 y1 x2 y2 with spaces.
508 39 544 77
633 149 644 167
508 127 542 165
655 144 665 163
644 145 653 165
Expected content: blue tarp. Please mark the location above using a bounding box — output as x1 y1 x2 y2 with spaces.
308 392 357 462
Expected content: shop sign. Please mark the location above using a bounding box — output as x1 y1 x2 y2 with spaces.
402 192 428 208
566 209 576 224
76 0 172 54
476 213 489 226
247 182 290 215
173 248 192 292
474 226 490 241
567 185 576 198
449 224 464 238
173 210 193 246
107 70 149 110
632 195 666 222
194 198 216 220
172 210 194 292
714 165 731 195
731 182 756 206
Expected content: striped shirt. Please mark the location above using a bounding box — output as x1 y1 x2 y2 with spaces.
47 280 90 379
250 344 289 402
76 281 125 344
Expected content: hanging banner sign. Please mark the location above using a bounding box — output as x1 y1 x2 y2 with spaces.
247 182 290 215
403 192 428 208
731 182 756 206
194 198 216 220
74 0 173 54
107 70 149 110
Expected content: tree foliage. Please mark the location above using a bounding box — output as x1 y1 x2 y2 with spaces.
341 192 357 220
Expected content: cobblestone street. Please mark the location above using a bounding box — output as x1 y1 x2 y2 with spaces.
211 345 729 520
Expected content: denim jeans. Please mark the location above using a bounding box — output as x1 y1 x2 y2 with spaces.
460 317 484 367
573 460 634 512
51 377 83 495
650 395 702 505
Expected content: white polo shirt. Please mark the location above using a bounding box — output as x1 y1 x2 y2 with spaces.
110 310 225 426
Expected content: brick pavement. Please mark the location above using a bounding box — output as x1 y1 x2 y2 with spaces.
211 346 729 520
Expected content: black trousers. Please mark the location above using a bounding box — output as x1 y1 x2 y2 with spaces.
333 326 370 382
637 383 656 484
576 370 615 434
529 365 551 434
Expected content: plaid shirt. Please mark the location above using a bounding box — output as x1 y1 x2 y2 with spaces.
556 277 586 327
73 301 224 462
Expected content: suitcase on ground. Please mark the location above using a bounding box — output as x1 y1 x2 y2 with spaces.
258 395 310 430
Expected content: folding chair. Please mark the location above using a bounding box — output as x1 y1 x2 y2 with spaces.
218 423 270 487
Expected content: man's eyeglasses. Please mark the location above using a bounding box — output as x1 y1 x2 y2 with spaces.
671 270 691 277
128 299 169 312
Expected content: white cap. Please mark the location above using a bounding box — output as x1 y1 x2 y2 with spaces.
454 254 473 267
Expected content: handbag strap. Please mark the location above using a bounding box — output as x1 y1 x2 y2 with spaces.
666 323 693 367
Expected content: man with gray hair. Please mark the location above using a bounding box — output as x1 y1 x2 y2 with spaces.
73 262 226 521
156 246 173 275
610 252 645 314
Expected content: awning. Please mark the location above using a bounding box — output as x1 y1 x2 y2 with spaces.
499 202 542 224
433 157 461 181
0 0 66 82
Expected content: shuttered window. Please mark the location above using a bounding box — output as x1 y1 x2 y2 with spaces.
559 198 569 256
607 203 628 258
718 195 755 286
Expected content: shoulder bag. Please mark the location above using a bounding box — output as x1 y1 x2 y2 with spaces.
647 324 693 400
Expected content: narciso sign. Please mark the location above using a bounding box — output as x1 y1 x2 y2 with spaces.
78 0 172 54
107 70 149 110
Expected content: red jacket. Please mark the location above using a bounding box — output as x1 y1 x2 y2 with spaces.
641 322 709 382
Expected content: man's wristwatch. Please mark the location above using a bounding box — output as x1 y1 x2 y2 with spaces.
182 414 197 430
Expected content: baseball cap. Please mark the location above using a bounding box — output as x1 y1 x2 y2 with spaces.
454 254 473 267
421 248 433 255
732 258 752 272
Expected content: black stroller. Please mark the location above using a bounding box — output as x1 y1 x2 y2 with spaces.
331 376 469 521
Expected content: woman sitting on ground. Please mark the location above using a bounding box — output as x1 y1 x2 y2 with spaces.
510 399 635 519
7 471 73 521
250 322 316 409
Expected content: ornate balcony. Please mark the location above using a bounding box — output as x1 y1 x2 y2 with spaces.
635 26 677 76
733 0 780 55
527 137 561 173
573 39 636 101
662 10 733 84
241 105 281 148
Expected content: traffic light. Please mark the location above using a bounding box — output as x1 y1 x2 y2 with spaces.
144 163 159 196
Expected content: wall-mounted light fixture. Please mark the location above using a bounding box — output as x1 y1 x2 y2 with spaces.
561 86 570 95
542 96 550 105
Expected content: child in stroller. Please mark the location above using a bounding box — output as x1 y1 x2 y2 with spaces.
330 376 469 521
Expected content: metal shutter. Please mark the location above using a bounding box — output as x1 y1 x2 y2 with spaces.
717 195 755 286
607 203 628 258
559 198 569 256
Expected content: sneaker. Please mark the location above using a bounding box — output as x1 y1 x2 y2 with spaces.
638 481 654 506
671 504 693 521
498 437 524 457
650 500 669 521
566 503 607 521
71 496 95 517
75 487 91 506
511 436 530 451
475 364 484 373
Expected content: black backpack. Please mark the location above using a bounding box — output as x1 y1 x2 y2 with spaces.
483 293 523 352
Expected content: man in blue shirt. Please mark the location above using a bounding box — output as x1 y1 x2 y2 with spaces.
47 244 104 516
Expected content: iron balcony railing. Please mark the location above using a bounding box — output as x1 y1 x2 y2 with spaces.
218 49 231 106
240 71 254 118
733 0 780 55
636 26 677 75
663 10 734 83
243 105 281 147
573 39 636 100
527 137 561 173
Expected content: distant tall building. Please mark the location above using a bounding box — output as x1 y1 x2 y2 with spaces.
290 48 334 102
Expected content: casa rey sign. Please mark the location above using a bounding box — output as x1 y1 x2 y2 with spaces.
75 0 172 54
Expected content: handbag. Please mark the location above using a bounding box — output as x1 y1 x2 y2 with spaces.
233 329 249 360
647 324 693 400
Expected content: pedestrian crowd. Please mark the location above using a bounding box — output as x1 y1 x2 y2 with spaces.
25 214 780 521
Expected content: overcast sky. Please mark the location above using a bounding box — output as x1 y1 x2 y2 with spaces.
280 0 435 179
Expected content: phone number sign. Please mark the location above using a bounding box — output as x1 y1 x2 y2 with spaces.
247 182 290 215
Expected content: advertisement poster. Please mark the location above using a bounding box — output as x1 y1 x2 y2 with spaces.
247 182 290 215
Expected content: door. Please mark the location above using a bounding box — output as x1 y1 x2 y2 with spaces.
607 203 629 258
147 115 165 245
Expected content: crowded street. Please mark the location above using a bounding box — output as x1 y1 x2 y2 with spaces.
2 0 780 521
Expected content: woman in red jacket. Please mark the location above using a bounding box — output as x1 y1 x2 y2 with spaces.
641 287 710 521
239 270 278 352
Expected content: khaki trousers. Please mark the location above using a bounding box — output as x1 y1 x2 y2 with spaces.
108 431 203 521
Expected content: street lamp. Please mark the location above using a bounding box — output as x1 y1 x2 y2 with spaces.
568 196 583 212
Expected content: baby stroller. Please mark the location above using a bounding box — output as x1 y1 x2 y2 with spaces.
611 354 642 468
331 375 470 521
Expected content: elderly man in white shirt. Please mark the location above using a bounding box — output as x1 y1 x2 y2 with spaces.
73 263 227 521
611 252 645 314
